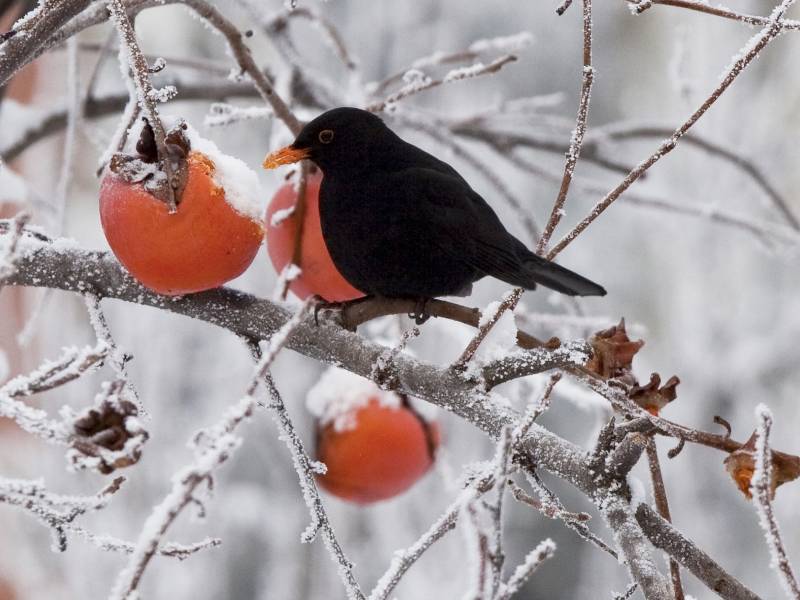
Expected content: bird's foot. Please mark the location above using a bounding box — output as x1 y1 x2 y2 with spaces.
408 298 433 325
312 295 372 330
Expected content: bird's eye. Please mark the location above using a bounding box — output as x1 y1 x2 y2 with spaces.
318 129 334 144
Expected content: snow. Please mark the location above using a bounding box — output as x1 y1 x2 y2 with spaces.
204 103 273 128
270 205 296 227
182 122 265 221
444 63 489 82
306 367 402 431
147 85 178 103
0 348 7 382
475 300 518 362
0 163 28 204
468 31 534 53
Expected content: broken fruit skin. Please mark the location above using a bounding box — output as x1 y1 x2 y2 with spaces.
100 152 263 295
265 170 364 302
316 399 438 505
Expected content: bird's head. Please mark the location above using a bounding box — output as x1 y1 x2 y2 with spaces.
263 107 396 175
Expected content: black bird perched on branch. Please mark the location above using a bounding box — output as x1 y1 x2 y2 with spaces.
263 107 605 304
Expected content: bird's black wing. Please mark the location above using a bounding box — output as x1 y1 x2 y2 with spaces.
392 168 606 297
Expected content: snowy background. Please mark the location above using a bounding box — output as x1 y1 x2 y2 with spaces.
1 0 799 598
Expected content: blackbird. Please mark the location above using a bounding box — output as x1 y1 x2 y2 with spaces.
263 107 605 301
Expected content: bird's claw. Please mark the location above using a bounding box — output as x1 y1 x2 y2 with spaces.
408 298 432 325
312 297 344 326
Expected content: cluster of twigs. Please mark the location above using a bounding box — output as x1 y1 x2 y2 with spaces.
1 1 800 599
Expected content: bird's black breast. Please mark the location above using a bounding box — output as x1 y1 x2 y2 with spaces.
318 170 482 298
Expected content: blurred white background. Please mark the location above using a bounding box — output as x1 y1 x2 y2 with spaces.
1 0 799 598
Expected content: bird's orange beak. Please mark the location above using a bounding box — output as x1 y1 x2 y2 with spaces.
262 145 310 170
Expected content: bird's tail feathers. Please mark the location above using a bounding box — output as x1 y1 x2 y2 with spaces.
509 255 606 297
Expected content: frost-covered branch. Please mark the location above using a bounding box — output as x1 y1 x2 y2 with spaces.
367 31 533 96
83 293 141 410
546 0 799 259
453 289 524 370
626 0 800 31
535 0 594 254
0 0 93 86
585 123 800 232
369 468 495 600
0 475 125 552
108 300 310 600
181 0 302 135
0 210 30 283
751 405 800 599
260 370 364 600
645 438 684 600
636 504 762 600
0 342 108 443
107 0 179 210
494 539 556 600
367 55 519 113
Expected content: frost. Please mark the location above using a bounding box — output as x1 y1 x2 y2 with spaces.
270 205 296 227
272 264 301 301
468 31 534 53
475 301 518 362
0 163 29 203
204 103 273 128
628 475 646 508
146 85 178 103
0 348 8 382
306 367 402 431
182 122 265 221
444 63 488 82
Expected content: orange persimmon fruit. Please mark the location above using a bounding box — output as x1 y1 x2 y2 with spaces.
265 170 363 302
316 398 439 504
100 151 263 295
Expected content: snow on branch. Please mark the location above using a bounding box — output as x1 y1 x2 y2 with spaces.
0 210 30 283
626 0 800 31
261 374 364 600
546 0 799 260
495 538 556 600
367 55 518 113
536 0 594 254
751 404 800 599
368 466 496 600
204 102 273 127
106 0 179 210
368 31 532 96
84 293 142 412
0 475 125 552
0 343 108 443
108 299 311 600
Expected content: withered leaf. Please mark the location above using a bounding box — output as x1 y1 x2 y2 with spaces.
586 319 644 379
724 432 800 499
630 373 680 416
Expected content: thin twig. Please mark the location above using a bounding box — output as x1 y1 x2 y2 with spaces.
107 0 178 211
181 0 302 135
367 55 518 113
645 437 684 600
626 0 800 31
261 373 365 600
368 471 494 600
453 288 523 370
751 404 800 599
536 0 594 254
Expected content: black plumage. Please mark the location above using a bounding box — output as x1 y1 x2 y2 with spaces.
264 107 605 300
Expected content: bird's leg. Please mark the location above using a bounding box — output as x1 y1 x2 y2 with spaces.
408 297 433 325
